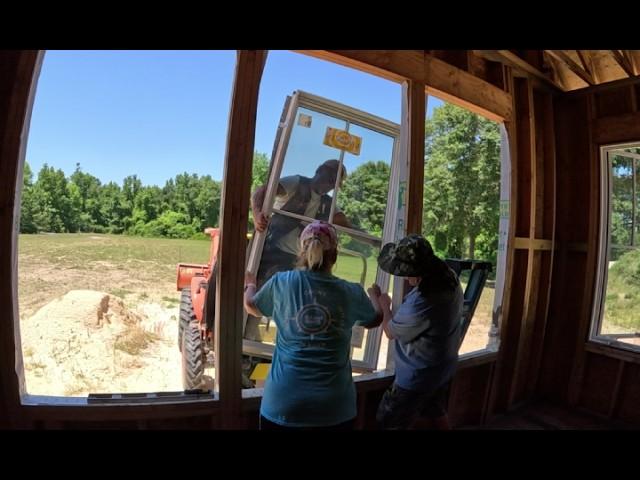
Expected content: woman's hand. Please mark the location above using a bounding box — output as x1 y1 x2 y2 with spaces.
367 283 382 298
378 293 392 311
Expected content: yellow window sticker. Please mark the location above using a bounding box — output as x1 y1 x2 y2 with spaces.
323 127 362 155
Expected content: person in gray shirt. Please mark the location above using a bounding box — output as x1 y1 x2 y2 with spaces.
369 234 463 430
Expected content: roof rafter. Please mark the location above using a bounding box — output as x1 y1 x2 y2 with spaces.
474 50 564 92
545 50 594 86
610 50 635 77
621 50 638 76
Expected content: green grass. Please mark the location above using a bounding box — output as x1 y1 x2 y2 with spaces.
19 233 210 271
114 326 159 356
110 288 134 298
603 248 640 330
333 253 378 287
18 233 211 318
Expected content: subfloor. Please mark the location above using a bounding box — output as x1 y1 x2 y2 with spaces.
474 401 637 430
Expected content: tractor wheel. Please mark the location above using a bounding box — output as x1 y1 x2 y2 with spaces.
181 320 205 390
178 288 195 352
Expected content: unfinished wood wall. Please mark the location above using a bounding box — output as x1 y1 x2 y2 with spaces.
540 77 640 425
482 72 558 416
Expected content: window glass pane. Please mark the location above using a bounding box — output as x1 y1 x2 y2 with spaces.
599 152 640 348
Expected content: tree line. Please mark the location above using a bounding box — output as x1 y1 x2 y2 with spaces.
20 103 503 265
20 153 269 239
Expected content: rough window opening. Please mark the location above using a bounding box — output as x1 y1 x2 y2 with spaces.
423 96 507 356
242 51 403 386
592 143 640 352
18 50 236 399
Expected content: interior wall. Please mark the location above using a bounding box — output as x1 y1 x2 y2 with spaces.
541 77 640 425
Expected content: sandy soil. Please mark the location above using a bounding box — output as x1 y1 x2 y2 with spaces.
21 290 189 396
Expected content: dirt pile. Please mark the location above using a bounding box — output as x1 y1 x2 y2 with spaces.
21 290 183 396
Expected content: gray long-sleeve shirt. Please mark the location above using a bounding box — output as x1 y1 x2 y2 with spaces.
390 284 463 392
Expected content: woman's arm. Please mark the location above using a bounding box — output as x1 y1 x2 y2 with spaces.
366 284 384 328
377 293 395 339
243 271 263 317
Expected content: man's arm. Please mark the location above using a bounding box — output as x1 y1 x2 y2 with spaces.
251 183 285 232
333 211 353 229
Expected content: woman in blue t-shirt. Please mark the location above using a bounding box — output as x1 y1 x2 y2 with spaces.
243 220 382 430
370 234 463 430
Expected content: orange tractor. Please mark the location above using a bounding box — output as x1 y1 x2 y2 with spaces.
176 227 220 389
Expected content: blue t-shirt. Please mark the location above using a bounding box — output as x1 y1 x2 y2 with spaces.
253 269 377 427
390 284 463 393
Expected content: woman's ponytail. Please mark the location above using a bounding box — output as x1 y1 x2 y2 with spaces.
304 237 325 270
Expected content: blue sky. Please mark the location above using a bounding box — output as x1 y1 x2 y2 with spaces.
26 50 443 186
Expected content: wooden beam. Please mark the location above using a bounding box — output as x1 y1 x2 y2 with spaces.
610 50 635 77
593 111 640 144
622 50 638 75
545 50 594 86
567 93 599 406
215 50 267 429
514 237 553 250
576 50 592 76
0 50 41 428
404 80 425 234
476 50 565 92
486 67 519 420
508 78 537 408
298 50 512 122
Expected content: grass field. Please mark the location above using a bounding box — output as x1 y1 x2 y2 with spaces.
18 233 212 320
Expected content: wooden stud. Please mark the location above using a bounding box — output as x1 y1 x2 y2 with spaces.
486 66 519 418
0 50 41 428
567 91 599 406
508 78 538 407
608 360 625 418
404 80 426 235
214 50 267 429
527 92 557 397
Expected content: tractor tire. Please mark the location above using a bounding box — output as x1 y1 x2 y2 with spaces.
181 320 205 390
178 288 195 352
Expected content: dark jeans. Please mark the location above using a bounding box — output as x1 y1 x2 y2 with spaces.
259 415 355 431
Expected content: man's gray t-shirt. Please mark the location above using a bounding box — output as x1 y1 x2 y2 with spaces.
271 175 341 255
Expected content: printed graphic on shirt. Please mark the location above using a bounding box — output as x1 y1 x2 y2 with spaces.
296 303 332 335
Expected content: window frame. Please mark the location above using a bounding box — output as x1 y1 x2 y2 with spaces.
243 90 403 371
590 142 640 354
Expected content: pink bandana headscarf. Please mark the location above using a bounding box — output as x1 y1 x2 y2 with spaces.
299 221 338 250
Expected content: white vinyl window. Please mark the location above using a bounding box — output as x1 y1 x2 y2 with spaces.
244 91 403 372
591 143 640 352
